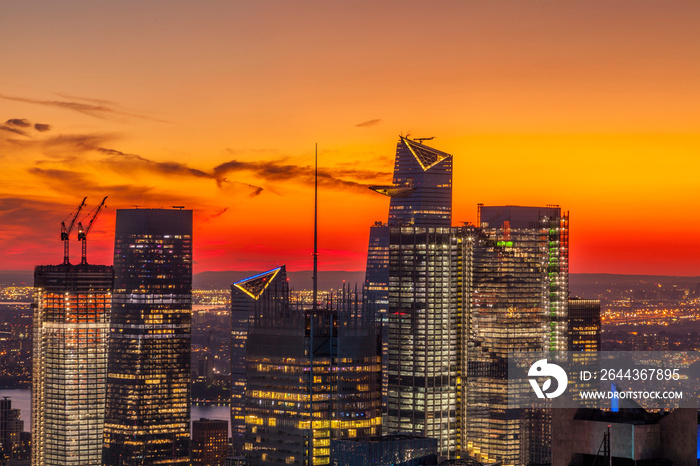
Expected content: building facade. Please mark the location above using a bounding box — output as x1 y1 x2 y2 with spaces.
0 397 24 465
32 264 114 466
568 297 601 352
367 137 456 448
191 418 228 466
230 267 283 456
242 266 381 465
385 226 471 458
466 205 568 466
104 208 193 465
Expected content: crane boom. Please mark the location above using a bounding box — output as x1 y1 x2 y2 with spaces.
78 196 108 265
61 197 87 265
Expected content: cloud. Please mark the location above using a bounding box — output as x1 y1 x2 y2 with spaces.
34 123 51 132
0 125 28 137
0 93 167 122
355 119 382 128
6 118 30 127
212 159 386 193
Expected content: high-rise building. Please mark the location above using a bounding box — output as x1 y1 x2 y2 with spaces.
0 397 24 465
241 266 381 466
371 136 452 228
191 418 228 466
367 137 455 430
466 205 568 466
230 267 283 456
32 263 114 466
385 225 472 459
104 208 193 466
568 297 601 352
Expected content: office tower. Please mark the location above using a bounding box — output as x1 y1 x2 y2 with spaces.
32 263 114 466
568 297 601 352
230 267 283 455
385 225 472 459
104 208 193 466
191 418 228 466
367 137 455 431
467 205 568 466
242 266 381 466
371 136 452 227
0 397 24 465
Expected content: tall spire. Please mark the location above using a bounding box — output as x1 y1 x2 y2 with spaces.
312 143 318 311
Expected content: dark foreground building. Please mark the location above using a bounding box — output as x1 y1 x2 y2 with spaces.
240 266 381 466
32 263 114 466
552 407 696 466
331 433 438 466
191 418 228 466
104 208 193 465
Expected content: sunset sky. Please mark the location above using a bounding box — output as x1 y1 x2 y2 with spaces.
2 1 699 275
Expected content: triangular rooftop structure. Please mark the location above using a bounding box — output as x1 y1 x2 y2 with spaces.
368 184 416 198
233 266 282 299
401 136 452 171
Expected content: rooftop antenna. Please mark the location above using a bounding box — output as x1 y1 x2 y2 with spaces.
312 143 318 312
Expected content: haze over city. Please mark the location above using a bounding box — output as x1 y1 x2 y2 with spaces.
2 1 699 275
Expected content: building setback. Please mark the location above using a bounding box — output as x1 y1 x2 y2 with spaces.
104 208 193 465
32 263 114 466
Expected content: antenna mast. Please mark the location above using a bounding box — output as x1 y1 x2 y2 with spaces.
312 143 318 311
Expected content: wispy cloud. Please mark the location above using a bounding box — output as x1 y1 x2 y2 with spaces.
6 118 30 128
212 159 386 193
355 118 382 128
0 93 167 122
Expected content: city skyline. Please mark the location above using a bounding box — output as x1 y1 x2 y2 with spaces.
2 1 700 276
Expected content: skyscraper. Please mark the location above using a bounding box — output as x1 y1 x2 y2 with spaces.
104 208 193 466
32 263 114 466
366 137 454 431
385 225 472 458
240 266 381 466
230 267 283 456
466 205 568 465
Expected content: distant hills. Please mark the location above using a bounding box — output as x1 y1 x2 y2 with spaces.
2 270 700 296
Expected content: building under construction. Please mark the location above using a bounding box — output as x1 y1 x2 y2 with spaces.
32 198 113 466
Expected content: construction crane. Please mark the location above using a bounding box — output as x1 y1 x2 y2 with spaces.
77 196 108 265
60 197 87 265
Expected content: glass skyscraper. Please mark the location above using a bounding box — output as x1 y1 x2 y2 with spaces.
385 225 472 458
104 208 193 466
466 205 568 466
239 266 381 466
366 137 455 433
32 263 114 466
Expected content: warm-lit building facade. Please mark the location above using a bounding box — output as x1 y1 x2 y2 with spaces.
104 208 193 465
191 418 228 466
230 267 282 456
466 205 568 466
568 297 601 352
32 263 114 466
367 137 455 437
242 266 381 466
385 225 471 459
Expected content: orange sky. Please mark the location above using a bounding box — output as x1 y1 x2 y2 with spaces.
1 1 699 275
